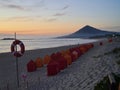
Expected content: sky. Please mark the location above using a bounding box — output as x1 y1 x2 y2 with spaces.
0 0 120 35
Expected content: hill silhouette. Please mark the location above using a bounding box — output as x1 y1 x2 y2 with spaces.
59 25 119 38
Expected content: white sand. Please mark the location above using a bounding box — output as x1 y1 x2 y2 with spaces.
0 39 120 90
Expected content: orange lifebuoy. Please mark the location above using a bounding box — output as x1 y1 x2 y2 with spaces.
11 40 25 57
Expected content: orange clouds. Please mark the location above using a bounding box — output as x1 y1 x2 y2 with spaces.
0 20 79 35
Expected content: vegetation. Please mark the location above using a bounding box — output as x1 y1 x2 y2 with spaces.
112 48 120 54
116 54 120 58
94 73 120 90
105 47 120 55
94 76 109 90
113 73 120 88
93 47 120 67
116 60 120 65
94 47 120 90
93 47 120 58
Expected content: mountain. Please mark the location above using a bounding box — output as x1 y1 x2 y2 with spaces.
59 25 120 38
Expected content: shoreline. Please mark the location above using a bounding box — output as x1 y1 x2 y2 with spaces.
0 38 100 54
0 38 103 55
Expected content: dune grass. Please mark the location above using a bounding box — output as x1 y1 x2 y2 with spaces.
94 76 109 90
94 73 120 90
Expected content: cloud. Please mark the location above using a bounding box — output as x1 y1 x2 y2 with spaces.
46 18 57 22
0 0 11 3
53 13 66 16
5 16 32 21
100 26 120 32
4 4 25 10
34 0 45 7
51 5 69 17
0 0 45 11
3 15 41 22
61 5 69 10
105 26 120 31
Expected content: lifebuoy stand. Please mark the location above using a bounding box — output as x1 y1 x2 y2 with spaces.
11 40 25 57
11 33 25 87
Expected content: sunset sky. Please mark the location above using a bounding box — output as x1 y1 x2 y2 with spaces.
0 0 120 35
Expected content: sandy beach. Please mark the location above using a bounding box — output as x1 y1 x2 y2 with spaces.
0 38 120 90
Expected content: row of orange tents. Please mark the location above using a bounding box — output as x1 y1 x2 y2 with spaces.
47 43 94 76
26 38 113 76
26 43 94 75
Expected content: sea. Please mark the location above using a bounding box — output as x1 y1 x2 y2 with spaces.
0 34 97 53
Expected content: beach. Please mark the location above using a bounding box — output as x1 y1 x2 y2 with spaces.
0 38 120 90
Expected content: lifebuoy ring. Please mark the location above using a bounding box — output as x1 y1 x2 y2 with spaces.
11 40 25 57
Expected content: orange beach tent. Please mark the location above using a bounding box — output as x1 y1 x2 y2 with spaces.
35 57 43 68
27 60 36 72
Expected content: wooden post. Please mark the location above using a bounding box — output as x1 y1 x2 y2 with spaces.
15 33 19 87
26 81 28 89
11 33 25 88
16 57 19 87
7 83 9 90
38 77 40 85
